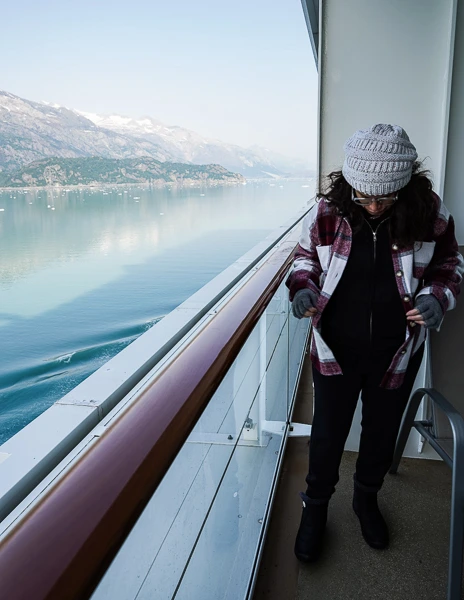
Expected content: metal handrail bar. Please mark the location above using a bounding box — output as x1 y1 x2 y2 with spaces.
390 387 464 600
0 235 301 599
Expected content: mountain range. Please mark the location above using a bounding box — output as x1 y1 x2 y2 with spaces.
0 90 312 178
0 157 244 188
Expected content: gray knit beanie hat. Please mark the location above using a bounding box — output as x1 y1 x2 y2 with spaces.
342 124 418 196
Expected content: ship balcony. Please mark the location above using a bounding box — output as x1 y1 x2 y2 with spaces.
0 203 462 600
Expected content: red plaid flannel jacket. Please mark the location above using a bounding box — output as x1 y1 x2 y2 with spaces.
285 195 463 388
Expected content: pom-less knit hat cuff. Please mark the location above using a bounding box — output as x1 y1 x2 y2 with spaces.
342 124 418 195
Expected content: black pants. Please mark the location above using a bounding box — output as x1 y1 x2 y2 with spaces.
306 343 425 499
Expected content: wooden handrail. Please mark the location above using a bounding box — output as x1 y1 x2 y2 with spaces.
0 239 297 600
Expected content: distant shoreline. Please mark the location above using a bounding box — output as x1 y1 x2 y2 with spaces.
0 178 246 193
0 176 314 193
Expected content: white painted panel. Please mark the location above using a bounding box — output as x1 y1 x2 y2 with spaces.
0 433 101 538
319 0 456 197
444 0 464 242
320 0 456 460
0 453 10 465
0 404 98 520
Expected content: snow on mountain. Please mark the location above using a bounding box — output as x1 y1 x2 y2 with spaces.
0 89 312 178
0 90 176 172
75 111 311 178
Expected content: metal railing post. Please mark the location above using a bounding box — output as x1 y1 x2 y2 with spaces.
447 403 464 600
390 387 464 600
390 389 425 475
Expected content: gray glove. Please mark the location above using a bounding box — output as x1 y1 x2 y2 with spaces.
415 294 444 329
292 288 318 319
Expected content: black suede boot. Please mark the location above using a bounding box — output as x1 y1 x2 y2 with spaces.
294 492 329 562
353 478 389 549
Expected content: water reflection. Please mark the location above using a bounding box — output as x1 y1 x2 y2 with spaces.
0 182 313 318
0 180 314 444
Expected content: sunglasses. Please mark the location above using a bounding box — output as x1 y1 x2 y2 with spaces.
351 189 398 207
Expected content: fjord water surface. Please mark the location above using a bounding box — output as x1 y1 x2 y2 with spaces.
0 180 313 443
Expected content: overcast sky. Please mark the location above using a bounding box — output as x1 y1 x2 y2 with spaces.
0 0 318 163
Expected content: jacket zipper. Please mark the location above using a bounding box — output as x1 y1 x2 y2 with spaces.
363 216 390 343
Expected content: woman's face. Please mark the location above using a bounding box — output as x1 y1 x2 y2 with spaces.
354 190 397 217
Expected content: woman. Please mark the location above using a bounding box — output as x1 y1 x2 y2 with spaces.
286 124 463 562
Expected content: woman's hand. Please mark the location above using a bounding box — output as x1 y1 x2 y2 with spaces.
292 289 318 319
406 294 443 329
405 308 425 326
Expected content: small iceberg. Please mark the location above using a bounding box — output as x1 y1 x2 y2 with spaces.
134 196 141 199
0 208 4 212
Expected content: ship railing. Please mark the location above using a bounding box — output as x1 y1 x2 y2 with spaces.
0 202 314 600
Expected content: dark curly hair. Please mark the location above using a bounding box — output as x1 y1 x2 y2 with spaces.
317 162 437 247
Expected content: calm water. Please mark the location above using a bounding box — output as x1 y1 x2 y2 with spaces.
0 180 314 444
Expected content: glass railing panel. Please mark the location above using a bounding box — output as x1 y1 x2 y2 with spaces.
91 320 266 600
91 271 306 600
168 429 282 600
169 307 295 598
91 437 234 600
